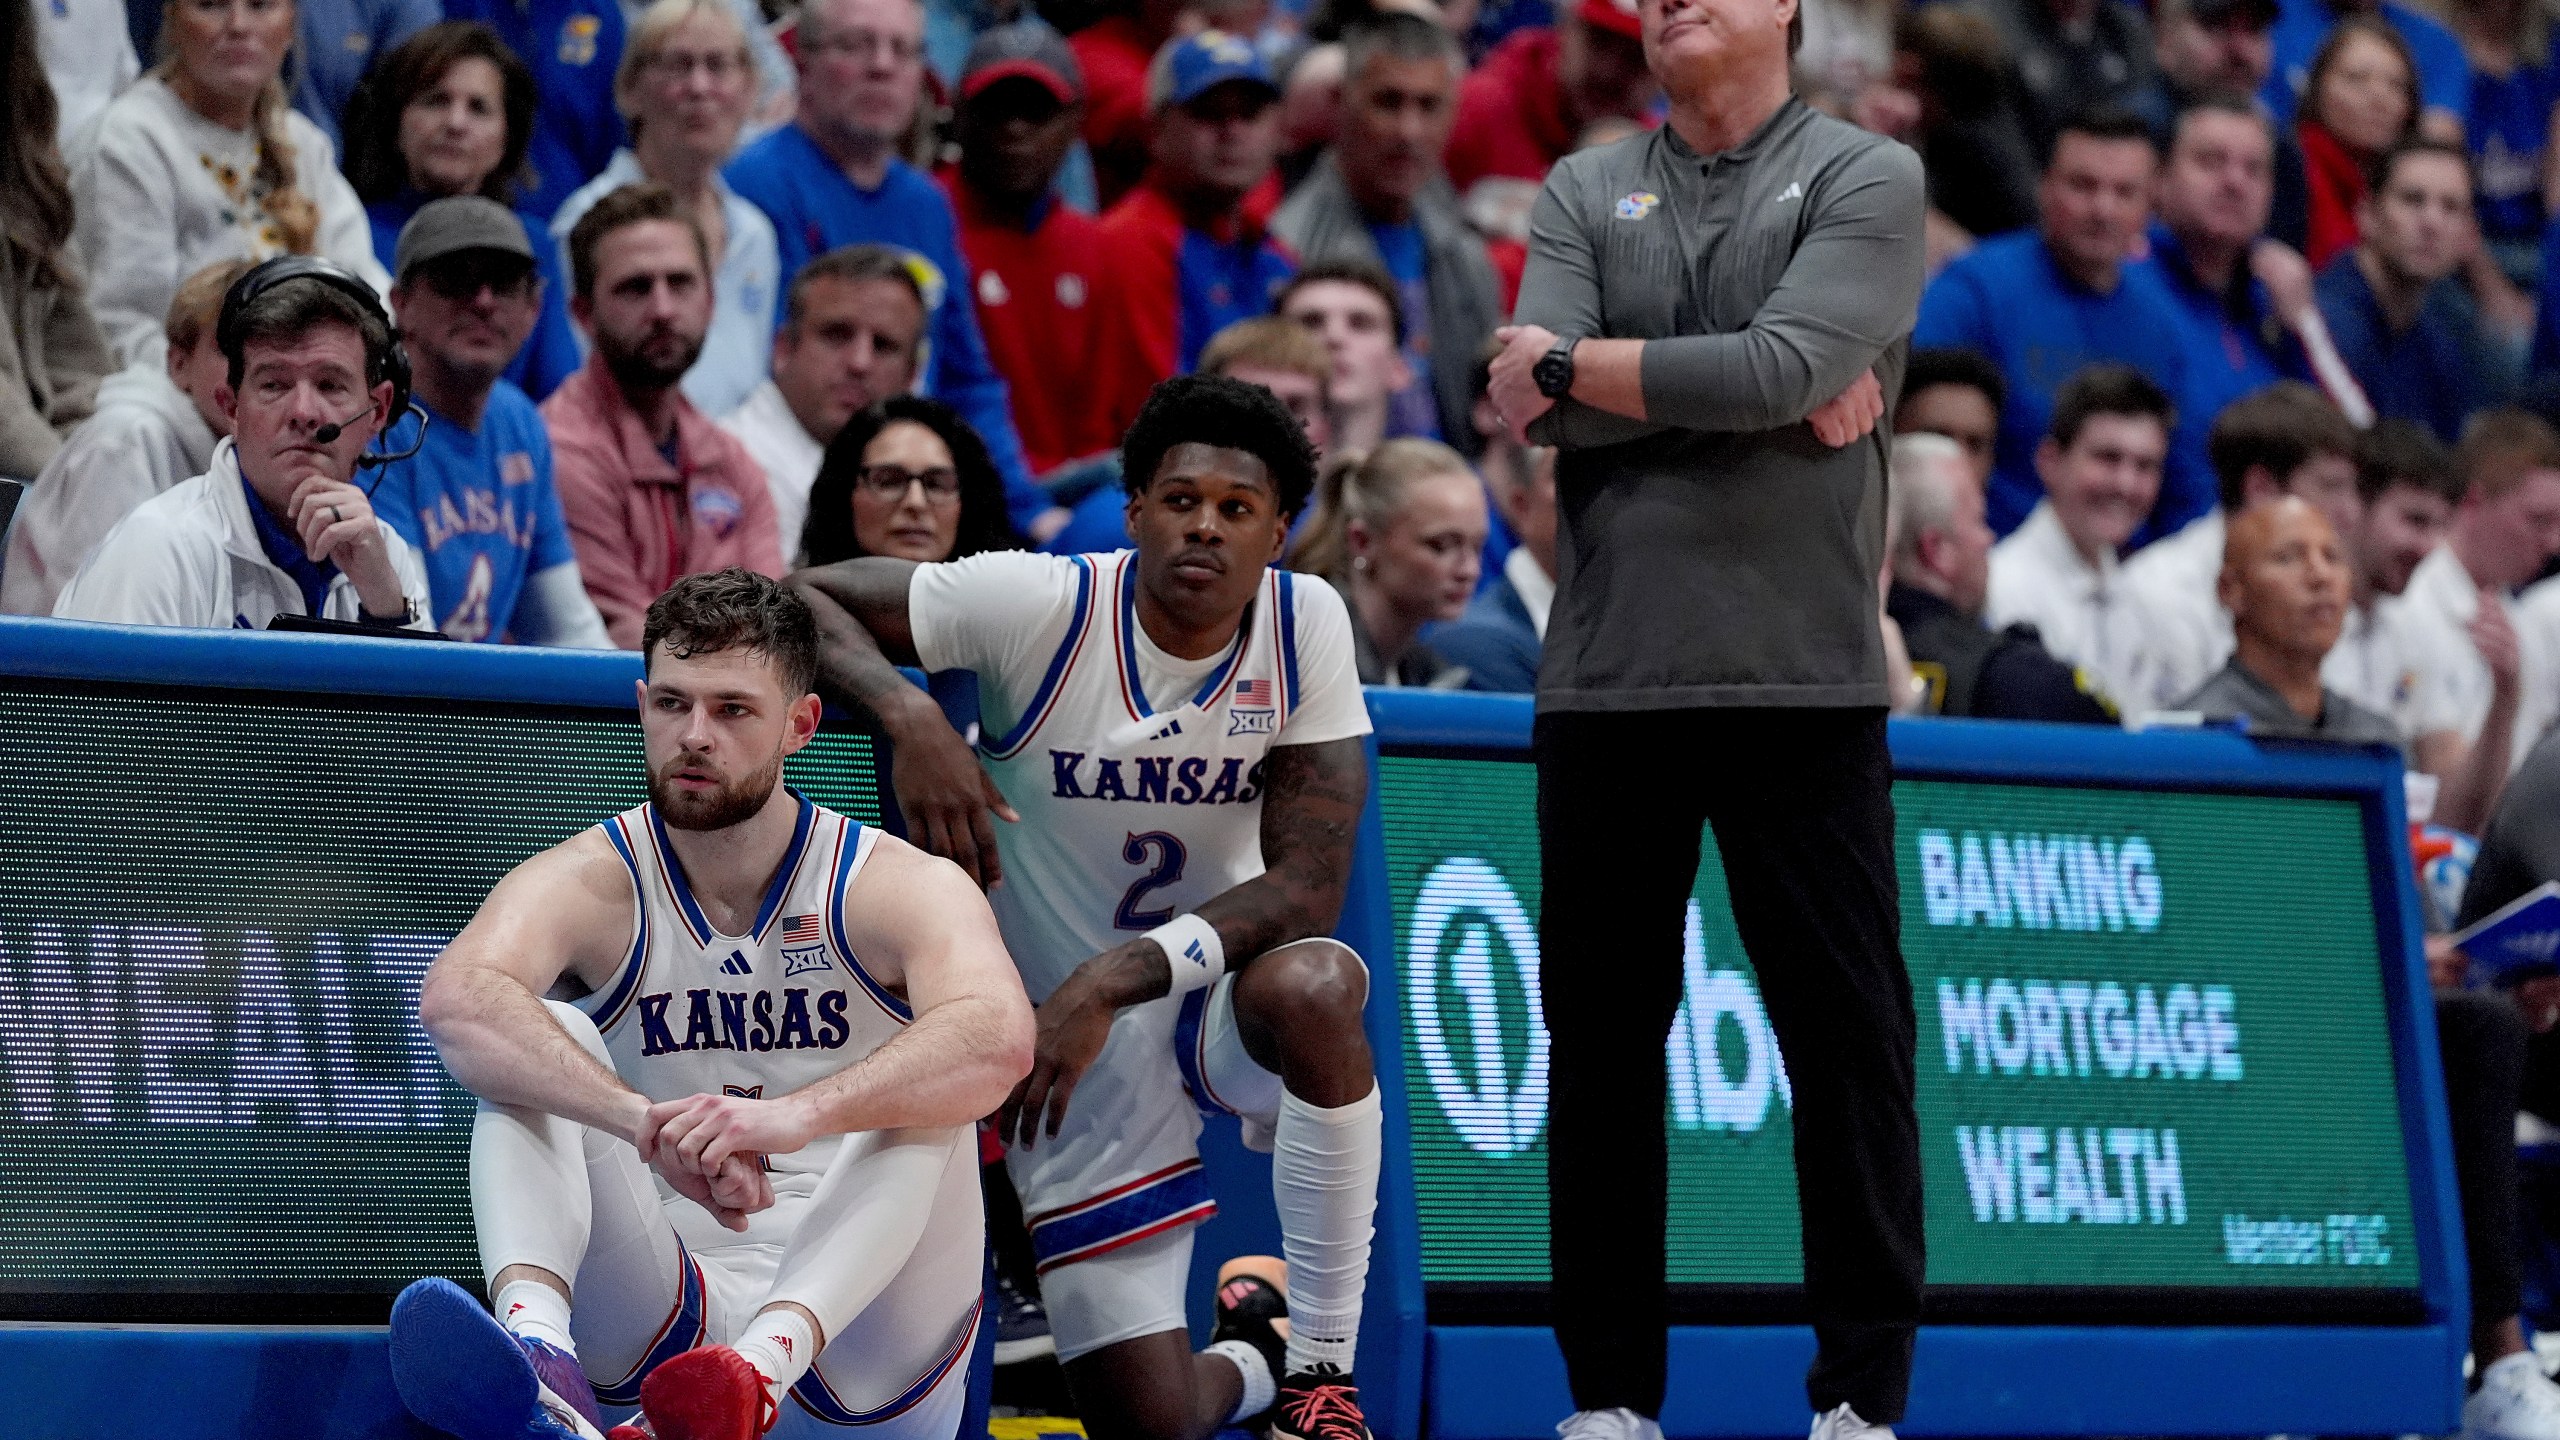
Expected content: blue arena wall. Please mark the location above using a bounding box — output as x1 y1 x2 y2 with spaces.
0 618 2469 1438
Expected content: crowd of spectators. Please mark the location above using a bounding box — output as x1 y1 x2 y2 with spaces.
13 0 2560 809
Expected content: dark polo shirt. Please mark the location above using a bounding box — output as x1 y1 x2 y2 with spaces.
2181 658 2408 752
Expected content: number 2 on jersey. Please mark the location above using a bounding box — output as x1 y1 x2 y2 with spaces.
1115 831 1189 930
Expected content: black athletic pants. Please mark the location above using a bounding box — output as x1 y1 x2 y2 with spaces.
2443 987 2532 1331
1534 706 1925 1422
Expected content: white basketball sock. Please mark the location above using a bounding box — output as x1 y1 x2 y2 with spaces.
493 1278 577 1357
1272 1085 1381 1375
733 1306 819 1408
1208 1337 1277 1423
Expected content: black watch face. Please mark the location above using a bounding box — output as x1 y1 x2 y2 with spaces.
1535 354 1571 396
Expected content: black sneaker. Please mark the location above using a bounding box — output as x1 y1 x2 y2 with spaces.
1210 1255 1290 1413
991 1270 1054 1366
1271 1364 1372 1440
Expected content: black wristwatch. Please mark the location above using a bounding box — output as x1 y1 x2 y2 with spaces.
359 597 419 627
1532 335 1579 399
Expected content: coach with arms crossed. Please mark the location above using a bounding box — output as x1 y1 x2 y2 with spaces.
1484 0 1927 1435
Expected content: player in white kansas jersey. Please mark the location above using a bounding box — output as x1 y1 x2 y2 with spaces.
384 570 1033 1440
794 375 1382 1440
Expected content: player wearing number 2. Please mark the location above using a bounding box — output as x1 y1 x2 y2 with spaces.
792 374 1384 1440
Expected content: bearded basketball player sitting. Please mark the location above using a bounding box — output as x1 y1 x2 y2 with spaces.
386 569 1033 1440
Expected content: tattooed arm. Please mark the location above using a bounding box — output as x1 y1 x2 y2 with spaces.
789 558 1020 888
999 738 1369 1143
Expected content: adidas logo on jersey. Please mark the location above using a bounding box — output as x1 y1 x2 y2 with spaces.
719 951 753 976
1148 719 1185 741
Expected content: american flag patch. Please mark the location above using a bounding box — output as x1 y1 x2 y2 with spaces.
781 913 822 945
1235 678 1274 708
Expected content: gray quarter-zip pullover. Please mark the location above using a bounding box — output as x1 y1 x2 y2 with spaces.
1520 97 1926 710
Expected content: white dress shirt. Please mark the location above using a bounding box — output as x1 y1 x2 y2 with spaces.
2323 595 2462 743
1985 501 2179 716
2386 544 2560 773
2121 507 2230 706
718 379 824 564
1505 545 1554 639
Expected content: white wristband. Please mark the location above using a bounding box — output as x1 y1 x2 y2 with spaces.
1146 913 1226 998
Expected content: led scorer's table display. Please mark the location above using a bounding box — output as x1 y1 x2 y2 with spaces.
0 681 882 1320
1380 754 2419 1319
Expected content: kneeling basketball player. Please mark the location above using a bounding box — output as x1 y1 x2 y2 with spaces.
792 375 1382 1440
388 569 1033 1440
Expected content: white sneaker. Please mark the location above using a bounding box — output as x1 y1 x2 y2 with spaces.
1810 1403 1897 1440
1556 1408 1665 1440
2468 1353 2560 1440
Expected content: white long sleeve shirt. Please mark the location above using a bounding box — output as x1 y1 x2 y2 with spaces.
1985 501 2181 717
70 76 387 368
53 439 431 631
1 361 218 616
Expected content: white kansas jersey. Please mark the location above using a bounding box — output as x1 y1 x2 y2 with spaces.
911 551 1372 1002
577 796 908 1181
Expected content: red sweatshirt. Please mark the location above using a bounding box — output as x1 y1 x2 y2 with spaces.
943 174 1116 474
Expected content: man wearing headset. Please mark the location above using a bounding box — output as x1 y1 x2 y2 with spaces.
53 258 435 632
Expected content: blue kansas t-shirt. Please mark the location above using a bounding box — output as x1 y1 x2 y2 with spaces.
370 383 578 642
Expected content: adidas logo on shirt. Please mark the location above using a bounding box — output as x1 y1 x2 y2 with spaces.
719 950 753 977
1776 181 1804 204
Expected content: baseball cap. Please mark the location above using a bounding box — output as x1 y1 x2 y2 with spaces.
1576 0 1642 41
1148 28 1278 112
961 21 1084 105
394 196 535 281
2184 0 2280 27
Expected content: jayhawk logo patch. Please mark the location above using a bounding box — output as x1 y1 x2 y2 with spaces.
1615 191 1660 221
559 14 601 65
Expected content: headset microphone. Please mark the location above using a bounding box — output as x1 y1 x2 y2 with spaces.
355 404 431 474
310 406 373 446
305 402 433 480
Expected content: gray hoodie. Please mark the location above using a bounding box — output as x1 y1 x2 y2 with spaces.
3 359 218 615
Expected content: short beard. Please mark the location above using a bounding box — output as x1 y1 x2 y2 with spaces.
600 330 705 396
649 748 784 831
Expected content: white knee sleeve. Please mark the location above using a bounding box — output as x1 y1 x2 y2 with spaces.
469 1000 621 1287
762 1124 971 1345
1273 1084 1381 1374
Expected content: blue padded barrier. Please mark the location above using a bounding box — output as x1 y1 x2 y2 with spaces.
0 620 2473 1439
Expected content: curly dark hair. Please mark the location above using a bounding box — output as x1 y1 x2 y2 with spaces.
642 568 822 698
804 396 1022 565
342 22 539 206
1120 374 1320 519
